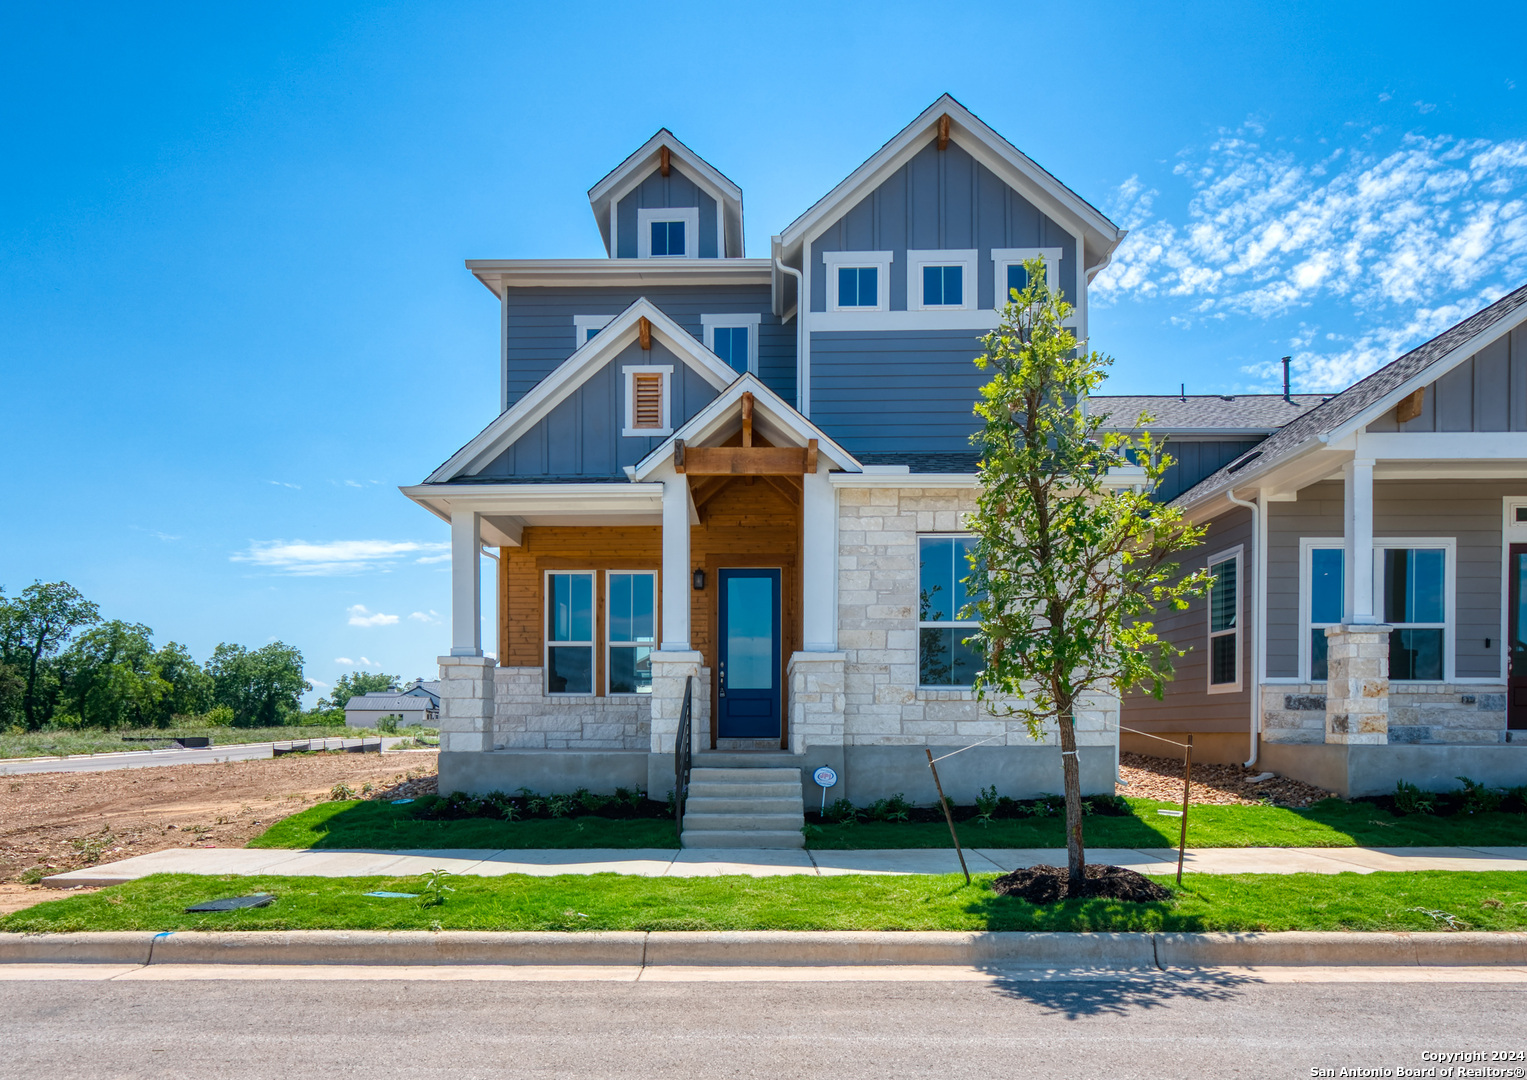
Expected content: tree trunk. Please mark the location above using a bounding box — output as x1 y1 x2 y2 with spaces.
1057 704 1086 896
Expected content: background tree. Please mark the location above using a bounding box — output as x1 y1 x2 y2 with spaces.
56 621 168 729
206 641 310 727
965 257 1211 896
319 670 399 711
0 582 99 729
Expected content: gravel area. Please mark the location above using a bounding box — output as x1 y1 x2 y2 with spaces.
1115 751 1335 808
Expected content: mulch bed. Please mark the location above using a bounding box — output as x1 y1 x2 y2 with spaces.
1117 751 1334 808
991 863 1172 903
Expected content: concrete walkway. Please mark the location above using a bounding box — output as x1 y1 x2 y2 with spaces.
42 845 1527 888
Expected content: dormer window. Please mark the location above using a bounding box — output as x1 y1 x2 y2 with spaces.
907 250 976 311
636 207 700 259
822 251 893 313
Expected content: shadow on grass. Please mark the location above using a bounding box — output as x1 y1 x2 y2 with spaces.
983 967 1255 1019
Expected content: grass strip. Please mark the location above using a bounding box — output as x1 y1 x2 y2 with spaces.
0 725 376 759
6 871 1527 934
253 797 1527 852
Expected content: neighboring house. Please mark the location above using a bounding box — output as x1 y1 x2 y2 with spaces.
1110 287 1527 795
404 95 1132 842
345 691 437 729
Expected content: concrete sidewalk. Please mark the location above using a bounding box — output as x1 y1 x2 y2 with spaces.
41 844 1527 888
0 737 417 776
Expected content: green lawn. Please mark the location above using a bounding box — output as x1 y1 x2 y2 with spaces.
6 870 1527 934
0 725 371 759
252 796 1527 852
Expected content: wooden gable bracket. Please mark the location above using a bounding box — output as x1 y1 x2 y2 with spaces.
659 146 671 177
741 391 754 448
806 438 818 472
937 114 951 151
1395 387 1425 424
638 316 652 350
673 438 686 474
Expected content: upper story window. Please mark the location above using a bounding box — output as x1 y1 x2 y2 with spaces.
907 250 977 312
701 313 761 375
918 535 982 688
822 250 893 313
1206 548 1241 693
992 248 1064 305
622 364 673 437
573 314 614 348
636 206 700 259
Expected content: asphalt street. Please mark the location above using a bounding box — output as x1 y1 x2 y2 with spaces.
3 971 1522 1079
0 738 395 775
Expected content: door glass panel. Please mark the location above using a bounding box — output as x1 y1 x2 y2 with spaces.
1511 552 1527 668
725 576 774 689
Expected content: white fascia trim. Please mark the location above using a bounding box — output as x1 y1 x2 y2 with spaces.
906 249 978 312
466 259 772 297
425 299 736 482
629 372 859 481
700 312 762 374
1354 431 1527 460
573 314 615 348
636 206 701 260
991 247 1064 303
622 363 675 437
400 483 666 526
821 250 894 312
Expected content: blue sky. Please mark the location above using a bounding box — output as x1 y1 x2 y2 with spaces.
3 1 1525 700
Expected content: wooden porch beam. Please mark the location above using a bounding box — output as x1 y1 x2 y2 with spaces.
682 445 810 476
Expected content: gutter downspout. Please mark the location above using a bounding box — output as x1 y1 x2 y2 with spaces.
1225 490 1264 767
774 253 805 414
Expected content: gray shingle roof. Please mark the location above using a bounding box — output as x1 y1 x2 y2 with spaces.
855 452 980 473
345 693 432 712
1175 283 1527 506
1089 394 1327 433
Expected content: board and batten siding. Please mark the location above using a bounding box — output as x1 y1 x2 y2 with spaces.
502 284 793 410
614 163 719 259
1120 507 1253 734
471 340 719 480
1155 439 1266 503
1265 479 1527 680
1366 325 1527 432
807 139 1079 313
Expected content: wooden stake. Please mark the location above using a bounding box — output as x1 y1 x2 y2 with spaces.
1177 735 1193 885
926 748 970 885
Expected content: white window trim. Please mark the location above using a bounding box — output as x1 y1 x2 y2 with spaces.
992 247 1064 305
1206 546 1244 694
573 314 614 349
636 206 700 260
906 249 978 312
622 364 674 438
605 569 658 696
916 533 980 690
822 250 893 312
700 313 762 375
1298 537 1456 682
544 570 596 697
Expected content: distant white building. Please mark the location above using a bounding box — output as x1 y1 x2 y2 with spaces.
344 680 440 729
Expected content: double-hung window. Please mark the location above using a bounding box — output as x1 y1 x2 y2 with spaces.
918 535 982 687
607 571 655 695
991 248 1065 306
636 207 700 259
1206 549 1241 692
1307 546 1344 680
701 313 761 374
546 572 595 694
823 251 893 312
907 250 976 311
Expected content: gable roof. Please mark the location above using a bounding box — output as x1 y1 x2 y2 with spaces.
345 693 430 713
773 94 1126 287
423 297 739 484
588 129 745 258
1176 283 1527 507
629 372 859 481
1089 394 1327 435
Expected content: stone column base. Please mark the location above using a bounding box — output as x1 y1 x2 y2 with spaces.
437 654 496 753
650 651 703 755
787 651 846 755
1324 625 1391 745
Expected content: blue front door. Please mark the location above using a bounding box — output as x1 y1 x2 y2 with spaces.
717 568 782 739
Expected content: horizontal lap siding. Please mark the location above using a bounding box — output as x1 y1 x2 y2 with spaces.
1121 508 1253 733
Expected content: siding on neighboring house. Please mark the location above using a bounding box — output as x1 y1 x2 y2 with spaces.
807 140 1079 313
614 164 719 259
502 285 793 409
471 340 720 479
1265 479 1526 681
1156 439 1266 503
1121 507 1253 733
1365 325 1527 432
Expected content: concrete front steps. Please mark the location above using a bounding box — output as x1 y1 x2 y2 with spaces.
680 767 805 849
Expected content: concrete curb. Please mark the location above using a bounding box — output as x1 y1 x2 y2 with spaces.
5 930 1527 968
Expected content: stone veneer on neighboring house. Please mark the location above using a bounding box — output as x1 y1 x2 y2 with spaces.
1263 682 1509 745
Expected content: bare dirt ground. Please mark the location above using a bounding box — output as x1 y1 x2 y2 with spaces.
1116 751 1334 807
0 750 438 915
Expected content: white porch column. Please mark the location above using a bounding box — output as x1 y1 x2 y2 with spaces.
660 474 692 650
450 508 482 657
1343 458 1376 625
801 463 837 651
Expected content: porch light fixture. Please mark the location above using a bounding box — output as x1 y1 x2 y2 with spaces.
693 568 706 591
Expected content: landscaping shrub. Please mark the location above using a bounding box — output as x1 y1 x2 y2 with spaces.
1455 776 1502 815
801 791 1128 826
1393 780 1436 816
409 786 666 823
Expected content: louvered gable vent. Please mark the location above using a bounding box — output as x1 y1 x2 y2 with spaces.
632 373 664 429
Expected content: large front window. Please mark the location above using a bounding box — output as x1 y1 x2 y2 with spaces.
546 572 594 694
1308 546 1344 680
918 536 981 687
1382 547 1445 681
607 572 655 694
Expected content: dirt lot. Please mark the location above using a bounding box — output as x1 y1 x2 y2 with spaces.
1117 751 1334 807
0 750 437 914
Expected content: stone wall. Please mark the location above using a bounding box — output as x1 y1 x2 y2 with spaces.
1261 685 1328 744
491 666 652 751
835 485 1116 751
1262 682 1508 745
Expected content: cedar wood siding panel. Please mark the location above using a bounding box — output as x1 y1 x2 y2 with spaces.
502 284 794 408
1120 507 1253 733
1264 480 1525 680
614 164 719 259
1365 327 1525 432
471 340 720 479
808 139 1079 313
1155 439 1266 503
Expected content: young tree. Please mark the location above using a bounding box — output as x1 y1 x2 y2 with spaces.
319 670 399 711
965 258 1211 897
0 582 100 729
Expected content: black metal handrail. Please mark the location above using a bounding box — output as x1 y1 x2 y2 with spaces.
674 674 693 840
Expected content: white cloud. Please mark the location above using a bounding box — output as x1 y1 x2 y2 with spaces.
347 604 400 627
232 539 449 576
408 610 442 624
268 480 301 489
415 553 451 565
310 679 329 690
335 657 353 666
